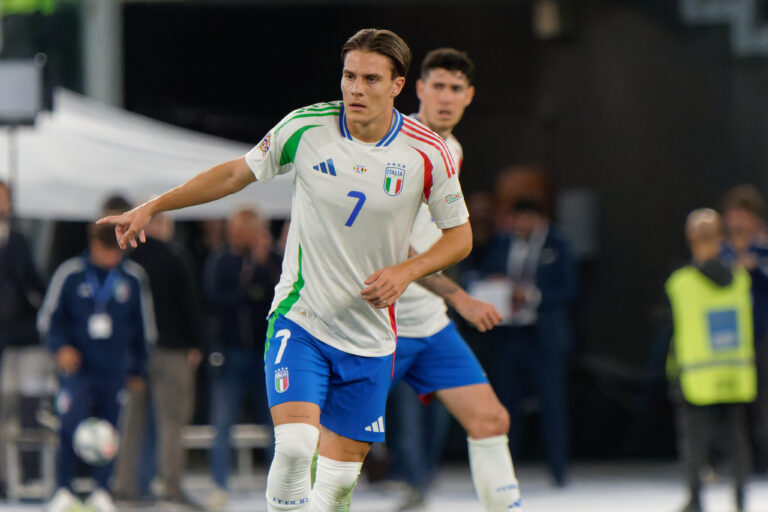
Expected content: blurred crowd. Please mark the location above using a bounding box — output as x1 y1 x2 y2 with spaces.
2 172 768 511
0 161 580 511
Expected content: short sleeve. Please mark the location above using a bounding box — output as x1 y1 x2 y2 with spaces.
244 113 295 183
424 147 469 230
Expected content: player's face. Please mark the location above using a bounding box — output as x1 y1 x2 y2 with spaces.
341 50 405 127
416 68 475 135
725 207 761 249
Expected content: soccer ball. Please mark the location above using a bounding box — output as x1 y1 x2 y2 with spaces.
73 418 120 466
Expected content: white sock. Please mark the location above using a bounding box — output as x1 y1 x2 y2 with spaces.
265 423 319 511
468 435 523 511
308 455 362 512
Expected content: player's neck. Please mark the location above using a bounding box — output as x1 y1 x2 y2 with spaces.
415 110 452 140
346 107 394 143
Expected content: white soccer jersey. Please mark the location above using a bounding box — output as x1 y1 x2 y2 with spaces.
396 134 464 338
244 101 469 357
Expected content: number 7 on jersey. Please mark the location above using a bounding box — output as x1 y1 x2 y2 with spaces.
345 191 366 227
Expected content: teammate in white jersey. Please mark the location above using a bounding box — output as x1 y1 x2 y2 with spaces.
98 29 472 512
389 48 522 511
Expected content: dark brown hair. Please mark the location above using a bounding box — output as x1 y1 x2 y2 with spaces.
722 184 766 219
88 222 120 250
421 47 475 84
101 194 132 215
341 28 412 78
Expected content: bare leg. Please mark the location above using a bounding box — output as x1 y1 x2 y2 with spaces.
436 383 509 439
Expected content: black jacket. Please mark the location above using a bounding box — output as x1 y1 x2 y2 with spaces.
204 248 281 351
130 237 202 350
0 230 46 348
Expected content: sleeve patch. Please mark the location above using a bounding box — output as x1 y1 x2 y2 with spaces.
444 192 463 204
256 134 272 158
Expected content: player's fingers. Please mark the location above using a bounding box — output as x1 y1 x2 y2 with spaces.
381 290 399 305
365 290 389 305
119 229 136 250
366 288 396 308
139 229 147 244
364 268 384 285
361 278 385 298
375 293 397 308
96 215 122 225
360 284 380 299
366 297 388 308
477 316 492 332
372 288 398 306
114 224 125 239
487 312 502 328
362 278 393 299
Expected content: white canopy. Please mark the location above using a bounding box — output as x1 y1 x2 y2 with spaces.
0 89 293 220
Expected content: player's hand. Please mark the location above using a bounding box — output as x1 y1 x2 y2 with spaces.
361 265 411 308
453 296 504 332
55 345 82 375
96 204 152 250
126 376 146 392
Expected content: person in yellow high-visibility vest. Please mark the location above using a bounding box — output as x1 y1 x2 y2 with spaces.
666 208 756 512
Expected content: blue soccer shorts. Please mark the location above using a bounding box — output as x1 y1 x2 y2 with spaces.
264 315 393 443
393 321 489 400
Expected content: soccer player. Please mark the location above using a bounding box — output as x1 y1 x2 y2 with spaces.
98 29 471 512
389 48 522 511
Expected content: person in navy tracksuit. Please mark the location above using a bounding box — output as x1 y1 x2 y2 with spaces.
480 198 578 487
38 222 156 512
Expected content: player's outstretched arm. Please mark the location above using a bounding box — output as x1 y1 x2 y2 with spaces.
361 222 472 308
416 271 503 332
98 157 255 249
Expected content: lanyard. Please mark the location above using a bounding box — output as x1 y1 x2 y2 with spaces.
507 224 548 283
84 267 120 312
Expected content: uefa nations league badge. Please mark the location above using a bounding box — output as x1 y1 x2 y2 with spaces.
383 163 405 196
275 368 289 393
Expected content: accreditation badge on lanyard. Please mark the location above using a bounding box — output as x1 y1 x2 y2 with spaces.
85 268 120 340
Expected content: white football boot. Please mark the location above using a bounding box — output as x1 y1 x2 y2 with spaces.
85 489 117 512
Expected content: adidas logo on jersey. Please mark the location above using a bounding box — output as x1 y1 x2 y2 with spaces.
313 158 337 176
364 416 385 433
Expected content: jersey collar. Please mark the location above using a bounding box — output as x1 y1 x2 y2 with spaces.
339 103 404 147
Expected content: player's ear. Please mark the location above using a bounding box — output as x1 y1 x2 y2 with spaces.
392 76 406 98
416 79 425 101
464 85 476 107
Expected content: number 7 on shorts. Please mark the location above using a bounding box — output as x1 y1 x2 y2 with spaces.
274 329 291 364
